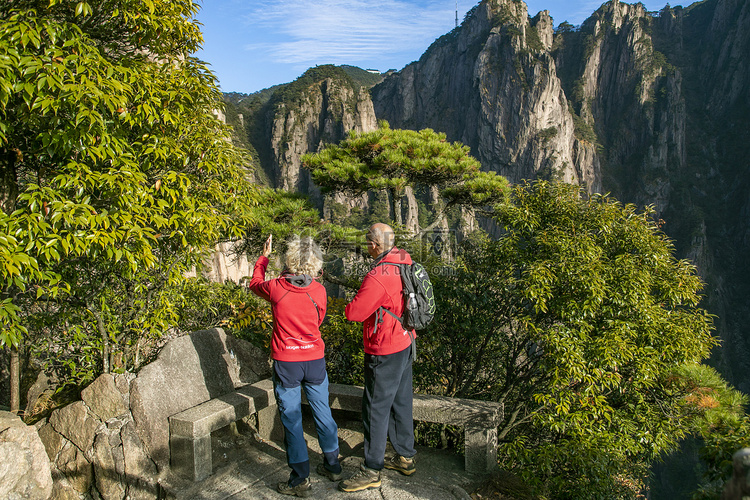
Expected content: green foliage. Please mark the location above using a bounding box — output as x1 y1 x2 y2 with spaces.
537 163 564 182
367 191 394 227
513 55 529 90
414 232 508 400
339 65 383 88
0 0 275 385
413 421 463 451
538 126 558 143
227 292 274 351
420 180 717 499
498 181 715 498
675 364 750 499
321 298 364 386
170 277 250 335
235 190 335 254
303 121 509 226
270 65 356 108
570 105 599 145
555 21 577 35
525 26 544 52
492 3 521 29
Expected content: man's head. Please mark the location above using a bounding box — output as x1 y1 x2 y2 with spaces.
366 223 395 259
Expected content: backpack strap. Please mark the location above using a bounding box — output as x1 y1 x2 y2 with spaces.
372 262 405 323
370 262 417 360
372 306 416 360
306 292 321 323
380 307 402 323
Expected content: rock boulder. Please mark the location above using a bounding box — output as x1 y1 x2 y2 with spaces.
129 328 270 470
0 410 53 500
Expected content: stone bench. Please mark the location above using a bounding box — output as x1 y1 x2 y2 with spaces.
169 378 503 481
320 383 503 474
168 379 277 481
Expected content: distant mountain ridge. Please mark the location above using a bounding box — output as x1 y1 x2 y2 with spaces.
223 0 750 405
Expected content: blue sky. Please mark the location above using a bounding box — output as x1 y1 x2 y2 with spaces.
194 0 677 94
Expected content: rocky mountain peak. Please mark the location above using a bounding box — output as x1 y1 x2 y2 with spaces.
225 0 750 405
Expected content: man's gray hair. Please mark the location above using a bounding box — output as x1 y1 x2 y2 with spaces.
285 235 323 276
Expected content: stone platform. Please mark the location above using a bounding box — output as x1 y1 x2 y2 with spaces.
161 409 488 500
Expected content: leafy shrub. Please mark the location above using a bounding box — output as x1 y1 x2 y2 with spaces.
228 292 274 351
321 298 364 386
417 181 717 499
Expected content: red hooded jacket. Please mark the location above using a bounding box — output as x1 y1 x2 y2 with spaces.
248 256 327 362
345 247 416 356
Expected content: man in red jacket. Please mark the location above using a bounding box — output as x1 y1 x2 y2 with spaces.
339 223 417 492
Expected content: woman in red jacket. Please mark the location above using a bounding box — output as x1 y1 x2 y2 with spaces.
248 234 341 497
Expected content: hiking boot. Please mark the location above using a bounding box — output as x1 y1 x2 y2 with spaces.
338 463 381 492
277 477 312 497
384 454 416 475
316 463 343 481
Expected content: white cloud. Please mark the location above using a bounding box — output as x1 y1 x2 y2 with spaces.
243 0 455 65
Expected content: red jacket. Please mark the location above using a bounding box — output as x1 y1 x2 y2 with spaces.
345 247 416 356
248 256 327 362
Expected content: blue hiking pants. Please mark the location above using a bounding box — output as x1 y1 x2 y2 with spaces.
273 359 340 486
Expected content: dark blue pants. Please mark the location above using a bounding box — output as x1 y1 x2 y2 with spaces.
362 345 416 470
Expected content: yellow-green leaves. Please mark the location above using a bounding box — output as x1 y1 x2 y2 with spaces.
0 1 256 365
74 2 92 17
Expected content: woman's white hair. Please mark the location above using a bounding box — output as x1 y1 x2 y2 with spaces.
285 235 323 276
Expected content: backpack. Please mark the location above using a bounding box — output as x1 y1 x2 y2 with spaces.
379 261 436 330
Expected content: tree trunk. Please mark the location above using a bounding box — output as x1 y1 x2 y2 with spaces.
404 186 419 235
390 189 403 226
92 307 110 374
3 149 21 413
1 148 19 215
10 345 19 414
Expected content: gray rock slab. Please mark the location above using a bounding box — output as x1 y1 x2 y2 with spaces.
49 400 100 452
130 329 271 470
57 439 93 493
82 374 129 421
122 420 158 488
37 421 63 461
24 370 52 417
0 410 54 500
723 447 750 499
51 481 83 500
225 334 273 386
93 430 126 500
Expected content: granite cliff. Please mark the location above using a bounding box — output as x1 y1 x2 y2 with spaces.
226 0 750 397
224 66 378 209
372 0 596 189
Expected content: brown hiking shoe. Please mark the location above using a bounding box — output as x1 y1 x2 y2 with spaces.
316 463 343 481
277 477 312 497
338 463 381 492
384 454 416 475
